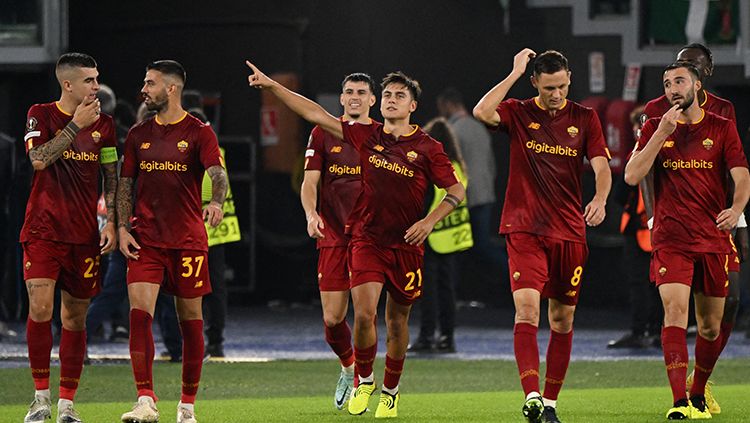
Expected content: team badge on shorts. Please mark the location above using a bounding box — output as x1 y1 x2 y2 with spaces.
567 126 579 138
702 138 714 150
25 261 32 270
91 131 101 143
177 140 189 153
27 117 37 131
513 271 521 281
659 266 667 276
406 151 418 162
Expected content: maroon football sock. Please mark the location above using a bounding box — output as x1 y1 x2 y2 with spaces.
514 323 540 395
689 334 722 398
27 317 52 390
383 355 405 391
180 319 204 404
354 343 377 382
325 320 354 367
543 330 573 401
129 308 156 401
662 326 688 403
59 328 86 400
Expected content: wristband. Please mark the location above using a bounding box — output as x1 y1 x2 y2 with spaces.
647 217 654 230
738 213 747 228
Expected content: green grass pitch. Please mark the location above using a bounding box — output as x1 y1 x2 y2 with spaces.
1 358 748 422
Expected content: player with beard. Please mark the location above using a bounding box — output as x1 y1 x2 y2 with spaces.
22 52 118 423
118 60 227 423
301 73 377 410
625 62 750 420
246 61 464 418
642 44 743 415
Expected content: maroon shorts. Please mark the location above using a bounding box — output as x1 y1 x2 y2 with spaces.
652 249 729 297
22 239 102 299
728 235 740 273
318 246 350 292
348 240 424 305
126 245 212 298
505 233 589 306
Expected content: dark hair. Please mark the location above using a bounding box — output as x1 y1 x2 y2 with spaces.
381 71 421 101
146 60 186 84
533 50 569 76
663 62 701 81
342 73 376 95
437 87 464 106
681 43 713 67
56 52 97 69
423 117 466 173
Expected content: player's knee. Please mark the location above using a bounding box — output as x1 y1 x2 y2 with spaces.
323 313 345 328
549 316 574 333
354 308 377 327
662 302 688 321
28 301 53 322
697 324 721 341
515 306 539 325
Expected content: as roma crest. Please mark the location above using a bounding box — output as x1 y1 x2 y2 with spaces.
702 138 714 150
91 131 101 143
567 126 579 138
406 151 418 162
177 140 189 153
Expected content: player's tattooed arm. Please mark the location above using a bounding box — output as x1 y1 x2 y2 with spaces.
203 165 228 228
207 165 228 205
102 163 118 224
116 177 134 231
28 122 79 170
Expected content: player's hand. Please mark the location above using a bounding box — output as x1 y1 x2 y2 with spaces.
306 212 325 239
72 98 101 129
118 227 141 260
512 48 536 75
404 219 433 246
100 222 117 254
716 208 741 231
203 201 224 227
656 104 680 137
245 61 275 90
583 197 606 226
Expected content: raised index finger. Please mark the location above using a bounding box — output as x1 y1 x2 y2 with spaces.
245 60 259 73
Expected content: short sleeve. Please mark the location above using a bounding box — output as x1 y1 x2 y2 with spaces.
585 110 611 160
724 102 737 123
488 98 518 132
427 139 460 189
304 126 326 171
341 120 377 151
99 116 119 164
24 105 49 154
636 119 658 152
199 125 222 170
120 127 139 178
723 122 748 170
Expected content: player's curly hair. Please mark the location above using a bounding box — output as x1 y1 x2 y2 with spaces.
533 50 569 76
381 71 421 101
680 43 713 67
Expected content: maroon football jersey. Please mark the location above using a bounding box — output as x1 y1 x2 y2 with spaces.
121 112 222 251
492 98 611 243
304 124 361 248
341 120 459 254
644 91 736 123
21 102 117 245
638 111 747 253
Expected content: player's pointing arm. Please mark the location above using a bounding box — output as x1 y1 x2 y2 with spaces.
246 60 343 139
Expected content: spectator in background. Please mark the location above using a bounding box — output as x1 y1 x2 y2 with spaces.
437 88 505 277
410 118 473 353
607 105 662 349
